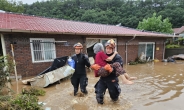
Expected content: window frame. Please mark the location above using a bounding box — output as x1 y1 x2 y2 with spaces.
138 42 155 60
30 38 56 63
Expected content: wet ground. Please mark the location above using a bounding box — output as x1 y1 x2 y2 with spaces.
11 61 184 110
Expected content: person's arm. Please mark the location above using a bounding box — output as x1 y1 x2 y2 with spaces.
82 54 91 68
90 64 100 70
113 54 123 66
105 51 118 61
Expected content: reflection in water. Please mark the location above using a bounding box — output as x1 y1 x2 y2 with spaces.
11 61 184 110
128 61 184 110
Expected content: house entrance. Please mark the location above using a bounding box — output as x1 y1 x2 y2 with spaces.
86 38 117 58
138 42 155 60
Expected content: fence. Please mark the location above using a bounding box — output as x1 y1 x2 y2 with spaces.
165 48 184 58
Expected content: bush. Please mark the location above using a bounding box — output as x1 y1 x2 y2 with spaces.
10 94 43 110
0 55 45 110
0 87 45 110
0 96 12 109
128 61 138 65
166 44 180 48
22 87 46 96
0 55 14 94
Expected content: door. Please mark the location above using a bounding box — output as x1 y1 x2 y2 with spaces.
138 42 155 59
86 38 117 57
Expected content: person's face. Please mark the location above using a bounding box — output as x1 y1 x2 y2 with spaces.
75 48 82 54
105 46 113 54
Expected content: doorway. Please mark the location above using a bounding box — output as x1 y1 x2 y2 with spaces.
100 38 117 52
86 38 117 57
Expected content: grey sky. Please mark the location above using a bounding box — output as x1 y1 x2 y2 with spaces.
17 0 46 4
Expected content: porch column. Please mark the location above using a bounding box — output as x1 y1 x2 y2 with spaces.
1 34 6 56
1 34 12 94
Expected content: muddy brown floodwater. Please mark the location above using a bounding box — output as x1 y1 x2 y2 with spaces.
11 61 184 110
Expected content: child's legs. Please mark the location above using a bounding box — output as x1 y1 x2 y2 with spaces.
124 73 130 79
112 62 125 76
120 74 133 85
124 73 137 80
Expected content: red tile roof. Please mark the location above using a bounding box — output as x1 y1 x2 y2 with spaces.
0 12 174 37
173 26 184 34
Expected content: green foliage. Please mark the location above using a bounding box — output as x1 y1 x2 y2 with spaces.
0 0 24 13
0 96 12 110
2 0 184 31
0 56 45 109
0 55 14 94
137 13 173 34
128 61 138 65
22 87 46 96
10 94 43 110
0 87 45 110
176 37 184 42
165 37 184 49
20 0 184 29
129 57 152 65
166 44 180 48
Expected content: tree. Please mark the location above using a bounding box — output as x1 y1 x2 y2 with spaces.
0 0 24 13
137 13 173 34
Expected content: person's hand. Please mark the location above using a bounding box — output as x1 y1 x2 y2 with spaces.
90 64 100 70
104 64 113 73
86 67 92 72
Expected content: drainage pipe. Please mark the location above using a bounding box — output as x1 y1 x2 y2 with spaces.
125 34 136 65
163 40 166 60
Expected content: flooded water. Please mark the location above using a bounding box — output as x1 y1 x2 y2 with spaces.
11 61 184 110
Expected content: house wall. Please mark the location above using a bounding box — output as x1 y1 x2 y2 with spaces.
3 33 166 77
118 36 165 62
4 33 85 77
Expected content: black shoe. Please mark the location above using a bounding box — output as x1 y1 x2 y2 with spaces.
98 102 104 105
112 98 118 102
74 92 77 96
83 90 88 95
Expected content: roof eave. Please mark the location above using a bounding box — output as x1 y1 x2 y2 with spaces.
0 29 177 38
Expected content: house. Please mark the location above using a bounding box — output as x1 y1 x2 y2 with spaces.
0 12 175 77
173 26 184 45
173 26 184 37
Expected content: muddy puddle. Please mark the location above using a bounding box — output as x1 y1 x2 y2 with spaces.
11 61 184 110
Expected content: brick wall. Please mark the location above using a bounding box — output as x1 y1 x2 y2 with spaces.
4 33 85 77
118 36 165 63
3 33 166 77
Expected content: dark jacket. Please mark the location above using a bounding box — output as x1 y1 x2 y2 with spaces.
72 53 91 75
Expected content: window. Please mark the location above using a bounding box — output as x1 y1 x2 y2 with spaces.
138 42 155 60
30 38 56 63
